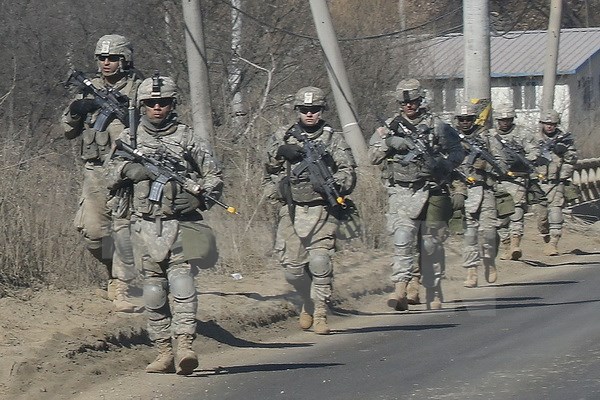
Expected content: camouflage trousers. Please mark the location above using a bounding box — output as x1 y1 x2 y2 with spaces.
274 205 337 303
496 179 528 240
534 182 565 237
386 186 448 288
74 163 136 281
463 185 497 268
132 217 199 341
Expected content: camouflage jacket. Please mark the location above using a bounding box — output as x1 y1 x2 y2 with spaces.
489 123 540 179
534 127 578 182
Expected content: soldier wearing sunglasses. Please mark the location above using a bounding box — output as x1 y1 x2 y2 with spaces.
263 86 357 335
61 35 143 313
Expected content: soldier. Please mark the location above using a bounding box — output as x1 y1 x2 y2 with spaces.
454 103 504 287
490 104 542 261
369 79 464 311
532 110 578 256
62 34 142 312
263 86 357 335
106 75 222 375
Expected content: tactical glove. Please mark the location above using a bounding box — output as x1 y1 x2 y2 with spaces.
472 159 487 170
173 191 203 214
122 163 152 183
553 142 568 156
451 193 466 211
385 136 410 151
276 144 304 163
69 99 99 116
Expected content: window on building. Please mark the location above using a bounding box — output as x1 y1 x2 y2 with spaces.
523 81 537 109
582 77 592 110
512 84 523 110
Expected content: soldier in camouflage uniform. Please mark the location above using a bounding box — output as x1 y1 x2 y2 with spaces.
263 87 356 335
490 104 542 260
532 110 578 256
454 103 504 287
107 75 222 375
62 35 142 312
369 79 464 311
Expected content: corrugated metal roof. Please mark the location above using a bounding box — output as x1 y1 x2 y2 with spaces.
407 27 600 79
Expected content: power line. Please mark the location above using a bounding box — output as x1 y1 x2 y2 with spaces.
215 0 462 42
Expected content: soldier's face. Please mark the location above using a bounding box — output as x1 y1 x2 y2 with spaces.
97 55 121 77
401 99 421 118
541 122 557 136
298 106 323 126
143 98 174 122
497 118 513 132
456 116 475 132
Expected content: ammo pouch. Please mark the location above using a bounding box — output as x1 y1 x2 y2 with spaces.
495 191 515 218
180 220 219 267
290 179 322 204
563 181 581 204
425 194 452 226
332 198 362 240
80 129 111 161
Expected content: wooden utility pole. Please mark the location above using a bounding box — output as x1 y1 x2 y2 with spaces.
542 0 563 112
308 0 367 166
463 0 491 118
182 0 214 141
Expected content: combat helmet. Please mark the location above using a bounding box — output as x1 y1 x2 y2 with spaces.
137 72 178 106
539 109 560 124
294 87 327 109
455 102 478 118
494 103 516 119
95 34 133 65
395 79 424 103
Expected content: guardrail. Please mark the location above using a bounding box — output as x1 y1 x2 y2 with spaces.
572 158 600 203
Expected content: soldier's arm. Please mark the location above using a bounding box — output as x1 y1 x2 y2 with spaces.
61 95 85 140
190 136 224 202
438 122 465 168
331 133 357 195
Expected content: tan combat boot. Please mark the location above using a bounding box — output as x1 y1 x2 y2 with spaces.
313 302 330 335
426 285 442 310
484 260 497 284
175 334 199 375
387 281 408 311
113 279 138 313
299 304 313 330
146 338 175 374
463 267 478 288
499 238 511 260
510 235 522 260
544 234 560 256
406 277 421 305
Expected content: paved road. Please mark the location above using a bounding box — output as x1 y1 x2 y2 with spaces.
160 262 600 400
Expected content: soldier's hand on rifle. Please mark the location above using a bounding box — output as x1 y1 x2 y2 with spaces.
385 136 410 151
173 191 203 214
276 144 304 163
122 163 153 183
553 142 568 156
472 159 487 170
69 99 99 117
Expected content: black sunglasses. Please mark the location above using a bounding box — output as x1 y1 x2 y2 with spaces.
143 98 174 107
457 116 475 122
97 55 121 62
297 105 323 114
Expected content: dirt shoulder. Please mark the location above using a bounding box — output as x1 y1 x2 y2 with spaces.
1 214 599 399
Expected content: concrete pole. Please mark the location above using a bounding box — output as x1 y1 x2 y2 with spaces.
542 0 563 112
182 0 214 141
308 0 368 166
463 0 491 103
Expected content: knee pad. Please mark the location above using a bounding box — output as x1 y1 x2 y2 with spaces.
548 208 564 224
143 277 168 311
168 267 197 301
393 227 414 247
283 264 308 284
510 207 524 222
463 226 478 247
421 234 441 256
308 250 332 285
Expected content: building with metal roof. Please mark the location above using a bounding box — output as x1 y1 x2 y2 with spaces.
406 27 600 151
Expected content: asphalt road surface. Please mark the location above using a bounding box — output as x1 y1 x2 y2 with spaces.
80 260 600 400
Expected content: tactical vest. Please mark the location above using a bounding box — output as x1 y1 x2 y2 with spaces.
284 123 336 204
81 75 141 162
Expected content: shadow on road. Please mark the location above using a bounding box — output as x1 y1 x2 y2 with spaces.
198 320 313 349
449 297 600 312
493 280 578 287
333 323 458 335
199 290 289 302
192 362 344 377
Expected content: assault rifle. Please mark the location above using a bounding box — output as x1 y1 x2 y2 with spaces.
287 128 346 209
113 139 238 214
538 133 573 163
66 69 130 132
457 132 508 181
493 134 543 179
